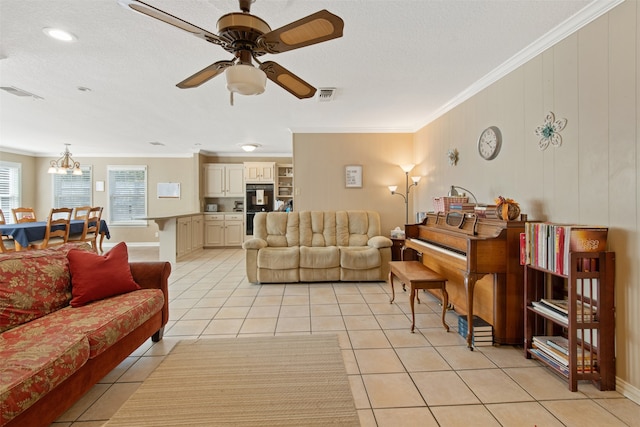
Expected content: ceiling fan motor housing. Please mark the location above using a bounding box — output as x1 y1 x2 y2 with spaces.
217 13 271 57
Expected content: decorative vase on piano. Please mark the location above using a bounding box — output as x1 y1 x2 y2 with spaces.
494 196 520 221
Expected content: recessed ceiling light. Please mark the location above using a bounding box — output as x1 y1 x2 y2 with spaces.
241 144 260 152
42 27 77 42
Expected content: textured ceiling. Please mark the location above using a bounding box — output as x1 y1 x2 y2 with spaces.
0 0 619 158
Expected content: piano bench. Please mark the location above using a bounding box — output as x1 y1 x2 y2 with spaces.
388 261 449 333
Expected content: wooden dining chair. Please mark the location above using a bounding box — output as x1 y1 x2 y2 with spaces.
0 208 16 252
73 206 92 220
0 234 16 252
28 208 72 250
12 207 37 223
68 206 103 252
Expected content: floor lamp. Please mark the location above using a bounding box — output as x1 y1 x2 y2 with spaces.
388 164 421 224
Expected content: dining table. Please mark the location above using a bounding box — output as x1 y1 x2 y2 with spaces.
0 220 110 252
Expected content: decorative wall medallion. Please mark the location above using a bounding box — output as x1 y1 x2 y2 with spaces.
535 111 567 151
447 148 459 166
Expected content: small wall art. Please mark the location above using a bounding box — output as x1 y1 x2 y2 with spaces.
157 182 181 198
535 111 567 151
447 148 459 166
345 165 363 188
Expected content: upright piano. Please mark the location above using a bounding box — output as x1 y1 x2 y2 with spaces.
404 212 524 349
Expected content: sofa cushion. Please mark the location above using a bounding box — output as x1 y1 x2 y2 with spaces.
340 246 382 270
0 250 71 333
32 289 164 358
336 211 378 246
300 267 340 282
257 247 300 270
0 331 90 423
254 212 299 247
68 242 141 307
299 246 340 269
299 211 337 247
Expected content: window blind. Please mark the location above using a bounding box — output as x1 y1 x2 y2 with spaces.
52 166 92 208
108 165 147 225
0 161 21 223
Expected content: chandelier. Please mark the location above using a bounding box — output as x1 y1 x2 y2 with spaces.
47 144 82 175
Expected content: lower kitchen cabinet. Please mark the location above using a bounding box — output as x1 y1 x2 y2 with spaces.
177 214 204 259
204 213 243 247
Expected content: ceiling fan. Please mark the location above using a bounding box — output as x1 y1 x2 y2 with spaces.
118 0 344 102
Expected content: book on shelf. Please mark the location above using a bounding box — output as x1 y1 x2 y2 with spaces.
535 299 596 321
524 222 608 274
532 339 569 366
531 301 569 324
529 349 570 375
545 336 569 355
539 298 596 317
532 336 594 368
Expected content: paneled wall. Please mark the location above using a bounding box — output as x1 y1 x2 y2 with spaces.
292 133 413 234
413 1 639 398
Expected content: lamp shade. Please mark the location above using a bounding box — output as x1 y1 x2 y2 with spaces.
226 64 267 96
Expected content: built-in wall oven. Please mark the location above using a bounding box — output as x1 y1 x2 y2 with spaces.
245 183 274 235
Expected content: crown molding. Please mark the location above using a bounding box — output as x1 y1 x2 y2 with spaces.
421 0 624 128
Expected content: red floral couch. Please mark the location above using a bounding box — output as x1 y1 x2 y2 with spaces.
0 243 171 427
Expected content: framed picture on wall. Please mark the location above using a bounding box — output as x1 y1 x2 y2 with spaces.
345 165 363 188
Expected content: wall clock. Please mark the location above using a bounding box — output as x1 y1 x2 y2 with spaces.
477 126 502 160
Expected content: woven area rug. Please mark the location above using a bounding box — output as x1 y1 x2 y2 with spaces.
104 335 359 426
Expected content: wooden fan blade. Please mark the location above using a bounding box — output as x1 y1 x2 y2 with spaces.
119 0 225 46
256 10 344 54
177 60 235 89
259 61 316 99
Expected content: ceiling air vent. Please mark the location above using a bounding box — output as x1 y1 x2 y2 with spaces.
317 88 336 102
0 86 44 100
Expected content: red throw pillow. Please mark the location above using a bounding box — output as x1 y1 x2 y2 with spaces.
67 242 141 307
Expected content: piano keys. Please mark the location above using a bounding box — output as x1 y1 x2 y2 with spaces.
404 211 525 349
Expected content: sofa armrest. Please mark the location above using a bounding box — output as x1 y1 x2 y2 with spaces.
368 236 393 249
129 261 171 339
242 238 268 250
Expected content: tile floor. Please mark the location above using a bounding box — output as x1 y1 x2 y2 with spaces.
51 247 640 427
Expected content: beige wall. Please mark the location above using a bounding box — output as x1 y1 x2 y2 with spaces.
1 154 201 243
413 0 639 398
292 133 414 234
0 151 37 210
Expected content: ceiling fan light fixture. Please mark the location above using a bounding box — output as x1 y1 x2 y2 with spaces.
225 64 266 96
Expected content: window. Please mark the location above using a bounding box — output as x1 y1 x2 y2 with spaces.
0 161 21 223
52 166 92 208
108 165 147 226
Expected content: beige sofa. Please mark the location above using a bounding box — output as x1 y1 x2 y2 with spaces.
243 211 392 283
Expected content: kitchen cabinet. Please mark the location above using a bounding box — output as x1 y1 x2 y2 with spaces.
176 216 192 259
177 214 203 259
191 214 203 250
204 163 244 197
244 162 275 183
204 213 243 247
276 163 293 208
